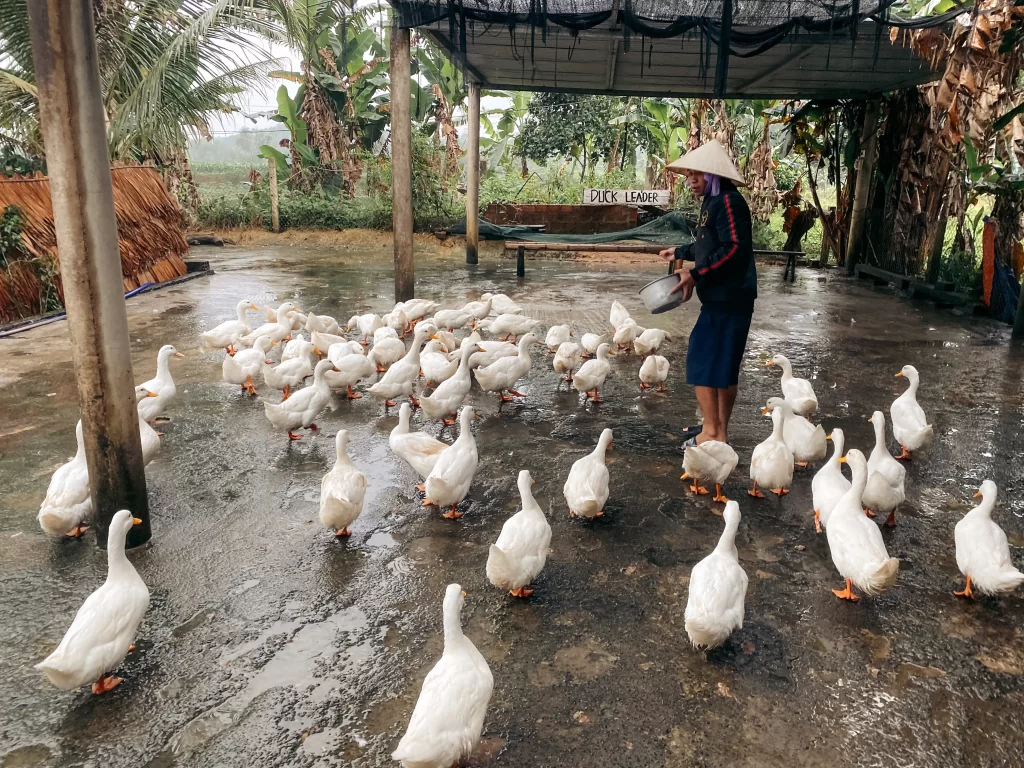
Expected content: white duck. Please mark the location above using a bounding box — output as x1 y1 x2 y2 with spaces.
262 355 313 400
421 343 478 424
863 410 907 527
135 389 162 466
311 328 348 356
612 318 644 351
368 327 406 372
463 331 517 369
765 397 826 466
826 449 900 601
305 312 340 336
487 470 552 598
545 324 572 352
223 336 273 394
767 354 818 417
681 440 738 502
347 313 384 344
474 333 538 402
263 359 334 440
581 332 607 358
242 301 299 346
282 332 315 362
432 329 460 353
420 339 458 386
432 308 475 331
368 323 434 406
864 415 905 528
685 501 748 649
35 509 149 694
462 297 493 326
424 406 479 518
382 309 409 337
811 428 851 533
200 300 257 353
573 343 614 402
748 406 794 498
553 341 583 382
319 431 366 537
954 480 1024 599
633 327 669 357
391 584 493 768
394 298 439 324
482 313 540 342
563 428 612 518
327 340 365 365
639 355 670 392
38 420 92 537
891 364 933 459
390 403 449 492
481 292 521 314
136 344 184 423
323 352 376 399
609 299 631 329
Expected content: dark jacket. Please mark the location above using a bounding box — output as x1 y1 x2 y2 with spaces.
675 180 756 313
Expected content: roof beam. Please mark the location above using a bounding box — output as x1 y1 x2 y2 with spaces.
732 44 815 92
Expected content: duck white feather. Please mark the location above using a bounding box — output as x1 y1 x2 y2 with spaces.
563 428 612 518
327 340 365 365
424 407 479 516
580 332 607 356
390 403 449 481
135 389 162 466
37 420 92 537
368 324 434 402
639 355 670 391
346 313 384 343
473 333 538 398
282 332 315 362
862 410 906 525
573 343 614 399
612 318 644 350
461 297 493 323
749 406 794 496
368 328 406 371
768 354 818 416
825 449 899 599
262 359 334 437
392 584 493 768
431 308 475 331
633 327 669 357
137 345 183 422
553 341 583 381
319 431 366 536
200 300 257 351
480 292 521 314
765 397 826 463
481 313 539 340
544 324 572 351
223 336 273 392
394 299 438 322
682 440 738 501
420 340 458 386
35 510 149 693
811 428 850 532
241 301 299 346
955 480 1024 597
262 355 313 397
685 501 748 649
305 312 340 336
486 470 552 596
609 300 631 329
421 343 478 421
891 364 933 456
463 331 517 368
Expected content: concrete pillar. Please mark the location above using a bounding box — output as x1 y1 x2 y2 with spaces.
466 82 481 265
846 98 881 275
28 0 149 548
390 25 415 302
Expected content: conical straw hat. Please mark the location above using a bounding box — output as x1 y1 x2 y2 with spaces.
666 139 744 184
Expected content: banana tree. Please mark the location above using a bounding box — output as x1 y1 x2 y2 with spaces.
480 91 532 176
609 99 687 188
259 85 318 188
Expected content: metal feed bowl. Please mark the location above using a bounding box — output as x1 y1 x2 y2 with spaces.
638 273 684 314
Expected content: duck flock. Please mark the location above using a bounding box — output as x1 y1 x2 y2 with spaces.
31 292 1023 767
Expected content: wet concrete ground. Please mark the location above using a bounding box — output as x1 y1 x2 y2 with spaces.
2 243 1024 768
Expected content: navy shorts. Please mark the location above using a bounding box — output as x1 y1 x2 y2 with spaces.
685 308 752 389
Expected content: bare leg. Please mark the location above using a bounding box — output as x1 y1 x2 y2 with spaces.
694 387 722 444
716 385 738 443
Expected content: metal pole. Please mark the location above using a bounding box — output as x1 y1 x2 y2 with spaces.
390 24 415 302
28 0 149 548
516 245 525 277
268 158 280 233
466 82 481 266
846 98 881 275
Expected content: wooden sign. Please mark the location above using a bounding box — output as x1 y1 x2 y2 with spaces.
583 188 671 206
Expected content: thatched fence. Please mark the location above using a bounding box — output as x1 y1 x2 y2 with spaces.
0 165 189 324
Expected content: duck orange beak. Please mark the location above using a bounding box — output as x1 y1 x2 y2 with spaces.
174 352 185 359
895 371 904 377
838 457 847 464
826 433 833 440
973 491 982 498
765 360 774 367
607 350 615 356
867 416 873 423
250 304 259 310
132 517 143 525
144 389 159 397
761 407 770 415
461 590 467 597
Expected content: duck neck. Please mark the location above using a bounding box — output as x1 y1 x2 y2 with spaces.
156 350 173 381
873 418 886 451
237 303 250 326
334 445 351 470
106 528 133 581
770 413 785 441
714 516 739 559
593 435 610 462
849 463 867 501
904 373 919 397
829 434 845 466
403 334 425 364
443 605 465 649
969 493 995 519
397 408 411 433
519 479 541 516
457 346 474 374
518 338 532 361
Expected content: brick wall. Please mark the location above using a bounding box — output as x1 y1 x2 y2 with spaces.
485 204 637 235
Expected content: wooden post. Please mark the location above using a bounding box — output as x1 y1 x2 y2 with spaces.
28 0 149 548
466 81 481 265
268 158 280 233
1014 280 1024 339
846 98 881 275
516 244 525 277
390 25 415 302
